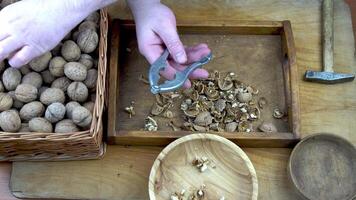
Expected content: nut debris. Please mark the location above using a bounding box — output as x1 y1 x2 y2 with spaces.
124 101 135 118
144 116 157 131
273 108 284 119
192 156 213 173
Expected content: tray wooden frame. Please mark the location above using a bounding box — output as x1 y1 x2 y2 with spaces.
107 19 300 148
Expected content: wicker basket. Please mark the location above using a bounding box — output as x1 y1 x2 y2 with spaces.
0 9 108 161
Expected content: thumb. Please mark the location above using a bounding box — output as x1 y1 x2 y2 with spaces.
157 27 187 64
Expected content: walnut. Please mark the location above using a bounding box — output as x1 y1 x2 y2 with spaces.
45 102 66 123
67 82 88 102
2 67 21 91
19 65 31 75
85 11 100 24
0 110 21 132
0 93 13 111
40 88 65 105
79 54 94 70
61 40 81 62
41 70 55 84
15 84 38 103
64 62 87 81
78 21 98 32
83 69 97 90
19 101 45 122
194 111 213 126
71 106 92 128
51 77 71 92
55 119 79 133
225 122 238 132
237 92 252 103
19 123 31 132
8 91 23 109
77 29 99 54
49 56 66 77
29 52 52 72
29 117 53 133
65 101 81 119
258 122 277 133
83 101 95 113
22 72 43 89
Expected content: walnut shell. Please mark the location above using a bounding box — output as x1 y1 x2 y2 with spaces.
0 110 21 132
19 123 30 132
51 77 71 92
67 82 88 102
40 88 65 105
19 65 31 75
237 92 252 103
15 84 38 103
7 91 23 109
45 102 65 123
0 93 13 111
61 40 81 62
29 52 52 72
55 119 79 133
22 72 43 89
41 70 55 84
194 111 213 126
2 67 21 91
38 86 49 97
0 81 4 93
83 101 95 113
66 101 81 118
77 29 99 54
83 69 97 90
85 12 100 24
78 21 98 32
49 56 66 77
19 101 45 122
79 54 94 70
29 117 53 133
72 106 92 127
64 62 87 81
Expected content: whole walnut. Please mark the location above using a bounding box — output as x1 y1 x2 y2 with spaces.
0 81 4 93
40 88 65 105
64 62 87 81
51 77 71 92
61 40 81 62
84 69 97 90
29 52 52 72
2 67 21 91
15 84 38 103
78 21 98 32
77 29 99 54
85 12 100 24
79 54 94 70
0 110 21 132
83 101 95 113
67 82 88 102
72 106 92 128
19 123 31 132
29 117 53 133
45 102 66 123
38 86 49 97
66 101 81 119
0 93 13 111
41 70 55 84
49 56 66 77
55 119 79 133
22 72 43 89
20 101 45 122
20 65 31 75
8 91 23 109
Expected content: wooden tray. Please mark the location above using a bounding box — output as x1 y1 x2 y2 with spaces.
107 19 300 147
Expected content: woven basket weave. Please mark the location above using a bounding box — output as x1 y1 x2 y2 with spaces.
0 9 108 161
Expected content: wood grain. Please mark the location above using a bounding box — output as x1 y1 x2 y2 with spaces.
149 134 258 200
7 0 356 199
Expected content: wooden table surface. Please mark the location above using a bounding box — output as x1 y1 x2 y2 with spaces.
1 0 356 199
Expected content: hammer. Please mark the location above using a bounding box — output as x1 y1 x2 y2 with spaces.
304 0 355 83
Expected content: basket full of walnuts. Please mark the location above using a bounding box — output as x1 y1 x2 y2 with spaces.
0 9 108 161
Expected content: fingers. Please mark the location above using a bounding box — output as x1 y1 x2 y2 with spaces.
156 26 187 64
8 45 34 68
0 36 23 61
140 44 164 64
159 62 191 88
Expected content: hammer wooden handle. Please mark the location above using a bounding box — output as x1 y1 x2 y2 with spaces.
323 0 334 72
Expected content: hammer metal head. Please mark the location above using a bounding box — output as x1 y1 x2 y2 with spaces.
304 70 355 84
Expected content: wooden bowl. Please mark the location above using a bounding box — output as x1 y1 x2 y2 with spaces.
149 134 258 200
288 133 356 200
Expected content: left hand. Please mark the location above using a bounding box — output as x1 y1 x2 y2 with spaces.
128 0 210 88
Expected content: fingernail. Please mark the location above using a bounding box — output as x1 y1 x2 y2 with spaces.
175 52 187 64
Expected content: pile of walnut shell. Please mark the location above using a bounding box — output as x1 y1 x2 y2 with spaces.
0 11 100 133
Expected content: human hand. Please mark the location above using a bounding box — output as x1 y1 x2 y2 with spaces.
0 0 115 68
127 0 210 88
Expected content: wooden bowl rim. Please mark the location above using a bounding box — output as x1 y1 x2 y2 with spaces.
148 133 258 200
287 133 356 200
